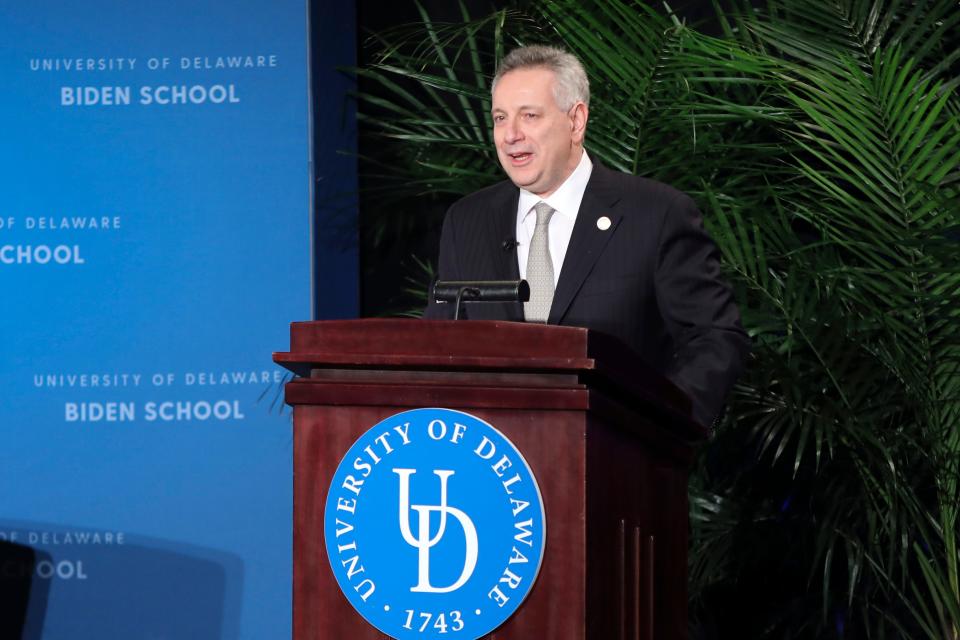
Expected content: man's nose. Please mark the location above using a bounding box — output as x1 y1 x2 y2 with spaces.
502 119 523 144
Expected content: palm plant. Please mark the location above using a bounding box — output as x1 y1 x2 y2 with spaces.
353 0 960 636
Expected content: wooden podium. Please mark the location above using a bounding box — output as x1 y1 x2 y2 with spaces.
274 319 706 640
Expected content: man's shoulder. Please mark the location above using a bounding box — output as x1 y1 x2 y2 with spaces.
448 178 516 214
593 163 690 206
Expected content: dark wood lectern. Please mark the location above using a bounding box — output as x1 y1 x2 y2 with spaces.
274 319 706 640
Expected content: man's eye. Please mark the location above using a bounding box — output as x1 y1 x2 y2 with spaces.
523 112 538 119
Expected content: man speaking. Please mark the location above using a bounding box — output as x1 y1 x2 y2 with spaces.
425 45 749 427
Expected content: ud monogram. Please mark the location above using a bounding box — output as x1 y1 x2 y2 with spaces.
324 408 546 640
395 469 479 594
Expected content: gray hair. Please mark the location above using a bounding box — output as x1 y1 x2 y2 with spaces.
491 45 590 110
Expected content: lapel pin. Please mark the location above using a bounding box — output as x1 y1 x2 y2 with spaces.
596 216 612 231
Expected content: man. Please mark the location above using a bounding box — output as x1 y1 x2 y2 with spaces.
424 45 749 427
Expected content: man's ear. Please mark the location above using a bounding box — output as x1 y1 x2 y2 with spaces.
570 102 588 143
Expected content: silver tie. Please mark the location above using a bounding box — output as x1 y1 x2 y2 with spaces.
524 202 556 323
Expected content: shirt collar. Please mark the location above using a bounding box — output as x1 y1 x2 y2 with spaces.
518 150 593 222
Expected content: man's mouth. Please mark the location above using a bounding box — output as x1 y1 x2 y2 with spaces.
509 152 533 165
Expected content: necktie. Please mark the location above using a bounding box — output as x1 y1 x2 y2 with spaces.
524 202 556 323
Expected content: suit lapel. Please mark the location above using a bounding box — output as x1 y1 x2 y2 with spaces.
548 163 623 324
486 185 523 321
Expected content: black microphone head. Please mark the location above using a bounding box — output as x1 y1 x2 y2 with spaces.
502 238 517 251
433 280 529 304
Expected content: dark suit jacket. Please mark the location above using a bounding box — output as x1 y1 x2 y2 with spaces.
425 162 750 427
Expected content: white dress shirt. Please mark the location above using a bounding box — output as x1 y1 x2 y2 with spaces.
515 150 593 285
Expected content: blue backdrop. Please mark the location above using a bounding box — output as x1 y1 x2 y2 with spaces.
0 1 351 637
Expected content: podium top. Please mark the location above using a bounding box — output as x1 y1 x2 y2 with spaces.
274 318 694 424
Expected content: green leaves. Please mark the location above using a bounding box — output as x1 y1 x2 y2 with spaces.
701 4 960 636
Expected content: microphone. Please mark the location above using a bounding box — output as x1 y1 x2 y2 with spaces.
432 280 529 320
502 238 519 251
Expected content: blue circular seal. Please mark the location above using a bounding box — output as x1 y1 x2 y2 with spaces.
324 408 546 639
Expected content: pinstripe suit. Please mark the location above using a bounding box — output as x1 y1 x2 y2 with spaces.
425 162 750 427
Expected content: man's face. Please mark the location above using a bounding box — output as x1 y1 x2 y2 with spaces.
491 67 587 198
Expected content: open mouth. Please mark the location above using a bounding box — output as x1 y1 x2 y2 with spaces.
509 152 533 165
